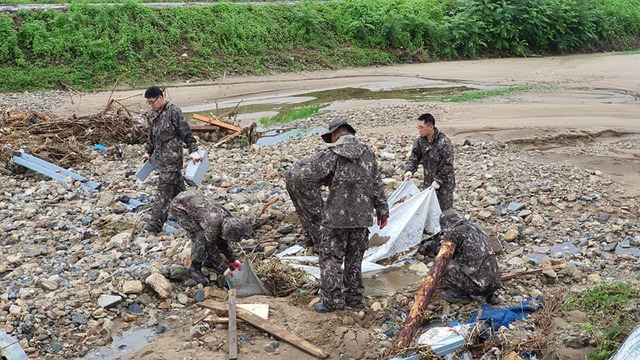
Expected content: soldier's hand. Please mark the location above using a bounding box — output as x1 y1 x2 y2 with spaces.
189 151 203 164
378 218 388 229
403 171 412 181
143 153 150 162
230 260 242 272
430 181 440 190
223 268 233 278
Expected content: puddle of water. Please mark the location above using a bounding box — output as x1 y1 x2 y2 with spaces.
80 327 156 360
255 126 326 146
186 86 474 124
363 265 423 297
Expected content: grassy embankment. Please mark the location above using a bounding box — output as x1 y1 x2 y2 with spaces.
1 0 640 92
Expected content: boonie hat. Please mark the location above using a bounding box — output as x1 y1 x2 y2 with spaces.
321 119 357 143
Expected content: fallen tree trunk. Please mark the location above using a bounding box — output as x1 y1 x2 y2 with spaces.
393 240 456 349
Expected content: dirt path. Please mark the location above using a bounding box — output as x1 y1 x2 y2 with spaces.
67 52 640 197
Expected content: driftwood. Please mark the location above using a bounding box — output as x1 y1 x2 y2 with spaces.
394 240 456 349
192 113 242 133
199 300 328 359
501 263 566 281
213 131 244 148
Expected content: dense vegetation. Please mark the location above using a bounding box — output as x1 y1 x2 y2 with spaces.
1 0 640 92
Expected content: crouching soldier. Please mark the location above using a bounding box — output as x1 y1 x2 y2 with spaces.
169 190 252 286
420 209 501 305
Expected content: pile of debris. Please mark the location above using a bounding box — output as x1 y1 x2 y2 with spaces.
0 108 147 168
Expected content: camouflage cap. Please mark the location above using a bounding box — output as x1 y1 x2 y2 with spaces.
221 217 252 242
321 119 356 143
439 209 466 231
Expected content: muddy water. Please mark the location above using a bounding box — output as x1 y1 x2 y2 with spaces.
363 265 423 297
81 328 157 360
185 84 476 126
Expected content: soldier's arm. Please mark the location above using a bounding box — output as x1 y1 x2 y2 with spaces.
405 138 421 173
372 163 389 220
433 139 455 187
144 118 155 156
172 106 199 154
217 238 236 264
206 240 229 274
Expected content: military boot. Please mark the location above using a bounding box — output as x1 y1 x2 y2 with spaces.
188 262 210 286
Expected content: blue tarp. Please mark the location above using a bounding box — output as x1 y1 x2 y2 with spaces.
468 297 543 329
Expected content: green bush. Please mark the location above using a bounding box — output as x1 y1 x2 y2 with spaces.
1 0 639 92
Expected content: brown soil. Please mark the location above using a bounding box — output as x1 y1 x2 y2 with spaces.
64 52 639 359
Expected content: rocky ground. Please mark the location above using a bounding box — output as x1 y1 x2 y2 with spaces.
2 53 640 360
1 100 639 359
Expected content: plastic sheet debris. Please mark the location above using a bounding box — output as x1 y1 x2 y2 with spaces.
93 144 107 152
274 181 442 278
12 150 101 192
365 181 441 263
417 325 468 356
184 150 209 187
0 330 28 360
610 324 640 360
229 260 270 297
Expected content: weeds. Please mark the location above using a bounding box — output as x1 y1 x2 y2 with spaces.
563 281 640 360
259 103 322 126
428 85 536 103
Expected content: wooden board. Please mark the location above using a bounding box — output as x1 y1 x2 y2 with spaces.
192 113 243 132
199 300 329 359
228 289 238 360
237 303 269 319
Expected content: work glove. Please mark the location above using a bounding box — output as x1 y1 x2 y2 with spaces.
430 181 440 190
378 218 388 229
143 153 150 162
403 171 412 181
223 260 242 277
230 260 242 271
189 151 203 164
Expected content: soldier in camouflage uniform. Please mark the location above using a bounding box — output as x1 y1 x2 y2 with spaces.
143 86 203 234
404 113 455 211
169 190 251 286
287 119 389 313
285 160 324 248
421 209 501 305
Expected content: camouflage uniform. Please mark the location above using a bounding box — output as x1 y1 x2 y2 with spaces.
405 128 455 210
144 102 199 230
289 132 389 309
439 210 501 298
285 163 323 247
169 190 250 275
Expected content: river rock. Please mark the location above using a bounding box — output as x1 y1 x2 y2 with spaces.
145 273 172 298
123 280 144 294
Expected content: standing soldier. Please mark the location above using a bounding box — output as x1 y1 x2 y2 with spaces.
404 113 455 211
287 119 389 313
142 86 203 234
420 209 501 305
169 190 251 286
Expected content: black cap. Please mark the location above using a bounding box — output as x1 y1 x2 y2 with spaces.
321 119 356 143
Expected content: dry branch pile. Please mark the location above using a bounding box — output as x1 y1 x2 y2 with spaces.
0 109 147 168
254 258 310 297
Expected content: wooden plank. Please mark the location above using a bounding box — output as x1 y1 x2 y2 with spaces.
501 263 566 281
228 289 238 360
192 113 243 132
199 300 329 359
190 125 221 132
237 304 269 319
